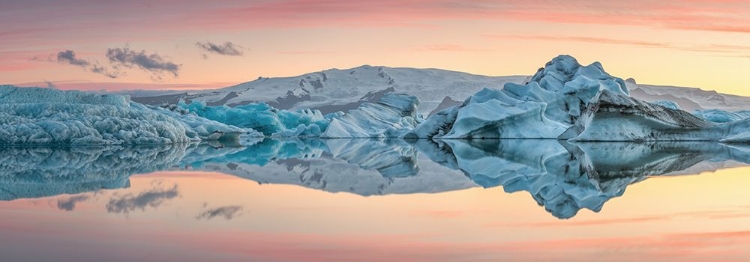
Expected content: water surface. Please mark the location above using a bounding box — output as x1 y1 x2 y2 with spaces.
1 139 749 261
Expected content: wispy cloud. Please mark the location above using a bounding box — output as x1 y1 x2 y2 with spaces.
488 35 750 56
56 50 90 67
54 50 121 78
106 47 180 79
106 183 179 214
196 205 244 220
417 44 489 52
196 41 245 57
489 35 671 48
56 195 90 211
90 64 120 79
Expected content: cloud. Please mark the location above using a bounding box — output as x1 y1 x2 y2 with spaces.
106 184 179 214
488 35 671 48
196 205 244 220
56 195 90 211
196 41 245 56
488 35 750 56
56 50 90 67
53 49 121 78
90 64 120 79
418 44 489 52
106 47 180 78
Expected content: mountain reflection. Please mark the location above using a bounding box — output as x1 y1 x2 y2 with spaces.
2 139 750 219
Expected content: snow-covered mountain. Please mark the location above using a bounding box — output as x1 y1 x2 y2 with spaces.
129 65 750 116
130 67 524 116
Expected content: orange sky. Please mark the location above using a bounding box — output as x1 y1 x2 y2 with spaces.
2 0 750 95
2 168 750 261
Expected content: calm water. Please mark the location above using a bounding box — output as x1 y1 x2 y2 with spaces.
1 139 750 261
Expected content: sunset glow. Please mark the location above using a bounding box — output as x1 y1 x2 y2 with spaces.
2 0 750 94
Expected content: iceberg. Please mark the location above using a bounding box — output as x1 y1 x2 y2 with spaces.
561 90 719 141
321 93 422 138
178 100 328 137
0 85 250 145
406 55 750 142
409 55 631 139
692 109 750 123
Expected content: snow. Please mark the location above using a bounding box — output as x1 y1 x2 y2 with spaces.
127 66 525 116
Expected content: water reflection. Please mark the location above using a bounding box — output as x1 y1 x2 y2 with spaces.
2 139 750 219
0 145 186 200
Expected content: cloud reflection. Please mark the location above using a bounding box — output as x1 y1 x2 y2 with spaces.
106 183 179 214
56 195 91 211
196 205 244 220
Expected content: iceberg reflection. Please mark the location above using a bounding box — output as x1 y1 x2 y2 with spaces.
0 144 187 200
2 139 750 219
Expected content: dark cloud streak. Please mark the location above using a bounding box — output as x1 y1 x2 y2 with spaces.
196 41 245 56
56 50 90 67
57 195 90 211
106 47 180 77
106 184 179 214
196 205 244 220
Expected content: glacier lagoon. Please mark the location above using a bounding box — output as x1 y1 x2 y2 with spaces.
4 55 750 260
1 138 750 261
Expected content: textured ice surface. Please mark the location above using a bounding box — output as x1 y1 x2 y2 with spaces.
0 85 251 145
178 100 328 137
562 90 720 141
406 55 750 141
411 55 631 139
321 93 422 138
693 109 750 123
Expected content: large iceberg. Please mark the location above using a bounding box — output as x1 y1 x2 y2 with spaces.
408 55 750 141
408 55 630 139
0 85 249 145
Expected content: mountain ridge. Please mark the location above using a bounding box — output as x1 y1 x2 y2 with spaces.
122 64 750 116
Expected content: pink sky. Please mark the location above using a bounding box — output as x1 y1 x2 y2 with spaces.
2 169 750 261
2 0 750 94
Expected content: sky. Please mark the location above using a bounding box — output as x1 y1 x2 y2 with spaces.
2 0 750 95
